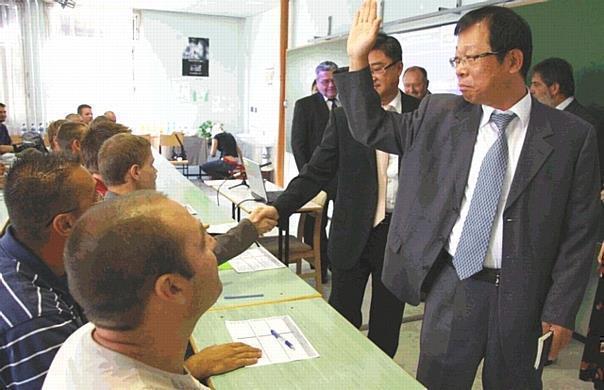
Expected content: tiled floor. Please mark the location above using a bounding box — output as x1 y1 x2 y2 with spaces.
193 178 594 390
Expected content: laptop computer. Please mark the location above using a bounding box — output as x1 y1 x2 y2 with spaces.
243 158 283 203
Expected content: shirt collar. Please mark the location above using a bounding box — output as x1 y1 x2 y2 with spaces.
322 94 339 103
382 90 402 113
556 96 574 110
480 88 532 129
0 226 69 293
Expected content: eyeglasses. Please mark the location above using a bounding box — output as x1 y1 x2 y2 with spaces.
370 61 399 75
448 51 502 68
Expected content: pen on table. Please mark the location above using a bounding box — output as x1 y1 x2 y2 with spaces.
270 329 295 350
223 293 264 300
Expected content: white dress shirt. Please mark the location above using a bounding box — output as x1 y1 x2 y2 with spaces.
446 91 532 269
556 96 574 111
323 95 340 110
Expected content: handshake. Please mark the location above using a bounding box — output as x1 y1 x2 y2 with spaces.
247 205 280 235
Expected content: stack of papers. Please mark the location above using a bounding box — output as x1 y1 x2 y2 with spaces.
228 247 286 273
226 315 319 366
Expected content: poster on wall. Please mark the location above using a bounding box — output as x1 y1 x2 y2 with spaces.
182 37 209 77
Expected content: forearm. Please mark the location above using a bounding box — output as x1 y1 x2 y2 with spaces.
214 219 258 264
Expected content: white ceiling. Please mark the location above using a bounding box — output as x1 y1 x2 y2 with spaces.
130 0 279 18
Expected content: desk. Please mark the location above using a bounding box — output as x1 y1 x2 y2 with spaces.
191 298 424 389
205 179 321 263
154 150 232 225
212 265 321 312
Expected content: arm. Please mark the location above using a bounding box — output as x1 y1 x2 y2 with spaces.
541 125 600 359
273 109 340 219
185 342 261 379
214 219 258 264
0 315 80 388
209 138 218 158
291 100 310 171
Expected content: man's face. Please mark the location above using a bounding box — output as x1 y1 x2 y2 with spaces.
368 49 403 100
0 106 7 123
530 72 556 107
454 22 511 107
403 70 428 100
137 150 158 190
80 107 93 124
315 70 337 99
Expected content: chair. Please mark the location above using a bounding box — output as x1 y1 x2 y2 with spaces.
257 191 327 296
159 132 189 176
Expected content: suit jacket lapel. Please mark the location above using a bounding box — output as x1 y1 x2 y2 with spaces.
505 99 553 211
453 102 482 205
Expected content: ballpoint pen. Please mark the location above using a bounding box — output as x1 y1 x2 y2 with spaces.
270 329 295 350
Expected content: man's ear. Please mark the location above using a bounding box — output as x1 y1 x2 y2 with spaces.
71 139 81 154
507 48 524 75
549 82 561 97
51 212 78 237
155 274 188 305
129 164 141 181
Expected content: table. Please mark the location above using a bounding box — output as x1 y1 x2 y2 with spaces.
191 298 424 389
205 179 321 262
212 265 321 312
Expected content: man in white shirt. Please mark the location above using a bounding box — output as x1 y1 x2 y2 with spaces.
44 191 261 389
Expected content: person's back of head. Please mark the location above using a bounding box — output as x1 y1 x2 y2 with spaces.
98 133 155 191
80 122 130 174
89 115 113 129
47 119 68 151
4 152 92 250
65 190 221 331
103 111 117 122
55 121 88 158
65 113 83 123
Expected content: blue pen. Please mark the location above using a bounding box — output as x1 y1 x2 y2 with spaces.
270 329 295 350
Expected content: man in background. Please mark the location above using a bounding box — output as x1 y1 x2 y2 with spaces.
54 121 88 159
77 104 93 124
0 103 14 154
103 111 117 122
290 60 339 282
44 192 261 388
98 133 277 263
402 66 430 100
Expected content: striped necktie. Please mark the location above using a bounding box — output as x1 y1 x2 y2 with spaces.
452 111 516 280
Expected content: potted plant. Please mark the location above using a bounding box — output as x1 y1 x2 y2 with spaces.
197 120 213 145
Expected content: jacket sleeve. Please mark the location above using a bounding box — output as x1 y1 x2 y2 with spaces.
291 100 310 171
541 124 601 329
214 219 258 264
273 109 340 219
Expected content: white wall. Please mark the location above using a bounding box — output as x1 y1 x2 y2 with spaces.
134 10 245 134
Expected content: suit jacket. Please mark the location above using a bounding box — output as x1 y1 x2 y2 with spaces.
291 92 337 196
0 124 11 146
335 68 600 368
564 99 604 180
213 219 258 265
275 91 419 270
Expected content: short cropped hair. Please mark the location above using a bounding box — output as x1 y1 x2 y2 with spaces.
46 119 68 149
372 33 402 63
56 121 88 151
98 133 151 186
65 113 83 122
77 104 91 115
80 122 130 173
455 5 532 78
89 115 113 129
4 153 81 245
404 66 428 81
0 103 5 108
315 61 338 76
65 191 195 330
532 57 575 98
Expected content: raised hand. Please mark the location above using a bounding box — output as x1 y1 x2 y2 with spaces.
348 0 382 70
185 342 262 379
248 205 279 235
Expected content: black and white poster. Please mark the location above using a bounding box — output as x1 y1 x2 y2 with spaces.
182 37 209 77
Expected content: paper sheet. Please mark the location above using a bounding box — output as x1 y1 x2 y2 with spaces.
225 315 319 366
534 331 553 369
228 246 285 273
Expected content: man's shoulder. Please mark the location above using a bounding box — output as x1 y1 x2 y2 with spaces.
295 93 323 107
565 100 599 127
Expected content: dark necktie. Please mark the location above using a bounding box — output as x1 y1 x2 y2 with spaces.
452 111 517 280
328 99 337 110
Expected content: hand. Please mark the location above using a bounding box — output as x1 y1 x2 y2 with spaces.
347 0 382 70
248 205 279 235
185 342 262 379
0 145 14 154
541 322 573 361
600 188 604 202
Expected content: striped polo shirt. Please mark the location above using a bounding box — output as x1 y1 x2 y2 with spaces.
0 227 85 389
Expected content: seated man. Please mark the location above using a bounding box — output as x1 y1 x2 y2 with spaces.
200 127 243 179
80 121 130 197
98 133 277 262
54 121 88 159
44 191 261 388
0 153 98 388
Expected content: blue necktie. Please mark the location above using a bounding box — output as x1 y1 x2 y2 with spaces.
452 111 517 280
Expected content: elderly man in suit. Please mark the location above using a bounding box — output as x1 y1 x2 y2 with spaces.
338 1 599 388
271 35 419 357
291 60 339 282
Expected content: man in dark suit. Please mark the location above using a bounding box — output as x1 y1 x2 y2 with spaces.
291 60 339 282
530 57 603 181
272 35 419 357
0 103 14 154
338 2 599 388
